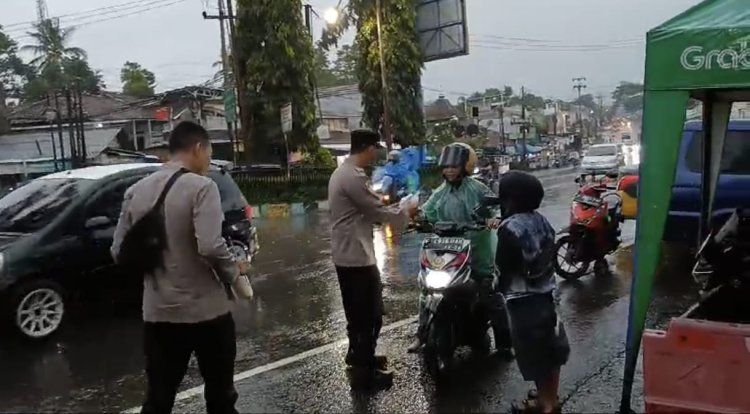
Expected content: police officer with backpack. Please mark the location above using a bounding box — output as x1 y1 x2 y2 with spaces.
112 121 250 414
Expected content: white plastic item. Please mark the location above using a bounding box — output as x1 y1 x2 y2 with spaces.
233 275 254 300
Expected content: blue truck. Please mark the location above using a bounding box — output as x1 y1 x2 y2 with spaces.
665 120 750 244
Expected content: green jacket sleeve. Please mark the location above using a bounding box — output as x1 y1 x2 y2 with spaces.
420 183 445 223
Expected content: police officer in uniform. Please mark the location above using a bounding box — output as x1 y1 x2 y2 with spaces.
328 129 418 389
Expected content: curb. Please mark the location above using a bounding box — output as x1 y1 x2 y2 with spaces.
251 201 321 218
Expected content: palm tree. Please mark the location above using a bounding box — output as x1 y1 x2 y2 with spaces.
22 19 86 73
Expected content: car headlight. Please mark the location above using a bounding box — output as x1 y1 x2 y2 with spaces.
425 270 451 289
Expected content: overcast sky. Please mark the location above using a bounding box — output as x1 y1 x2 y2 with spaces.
2 0 702 102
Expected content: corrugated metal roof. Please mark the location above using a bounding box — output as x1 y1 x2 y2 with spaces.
0 127 122 162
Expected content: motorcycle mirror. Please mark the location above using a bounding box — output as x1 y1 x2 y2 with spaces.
481 196 502 206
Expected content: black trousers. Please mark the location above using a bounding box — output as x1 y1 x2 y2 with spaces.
335 265 384 368
141 313 238 414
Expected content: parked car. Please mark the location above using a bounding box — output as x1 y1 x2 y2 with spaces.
580 144 623 174
0 163 258 340
665 120 750 244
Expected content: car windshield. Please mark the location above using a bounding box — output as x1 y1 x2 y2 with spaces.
0 178 91 233
207 169 247 212
587 146 617 156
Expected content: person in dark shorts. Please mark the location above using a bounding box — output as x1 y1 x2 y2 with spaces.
495 171 570 414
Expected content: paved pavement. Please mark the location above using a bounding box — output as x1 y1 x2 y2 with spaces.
0 168 698 413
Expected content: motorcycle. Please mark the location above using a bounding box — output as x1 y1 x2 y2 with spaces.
372 174 406 205
691 208 750 321
412 198 499 374
553 173 623 280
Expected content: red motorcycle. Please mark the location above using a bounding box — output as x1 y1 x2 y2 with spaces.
554 173 623 280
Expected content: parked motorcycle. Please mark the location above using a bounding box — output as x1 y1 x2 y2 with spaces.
691 208 750 321
553 173 623 280
412 198 499 374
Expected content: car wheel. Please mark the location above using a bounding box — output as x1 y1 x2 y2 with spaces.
9 279 66 340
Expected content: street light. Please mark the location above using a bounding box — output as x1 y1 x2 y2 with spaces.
323 7 339 25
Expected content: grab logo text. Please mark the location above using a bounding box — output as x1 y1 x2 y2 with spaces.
680 43 750 70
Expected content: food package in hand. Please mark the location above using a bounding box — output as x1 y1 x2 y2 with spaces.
233 275 254 300
399 194 418 210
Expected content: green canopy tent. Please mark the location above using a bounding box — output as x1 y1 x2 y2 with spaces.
620 0 750 411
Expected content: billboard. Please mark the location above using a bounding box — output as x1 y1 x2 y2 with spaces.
416 0 468 62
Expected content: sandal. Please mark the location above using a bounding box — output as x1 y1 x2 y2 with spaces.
510 397 562 414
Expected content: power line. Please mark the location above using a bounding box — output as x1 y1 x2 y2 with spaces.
470 33 643 46
8 0 188 39
3 0 163 31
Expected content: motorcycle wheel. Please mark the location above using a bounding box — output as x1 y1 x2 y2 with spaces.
423 323 454 376
553 235 591 280
471 330 491 357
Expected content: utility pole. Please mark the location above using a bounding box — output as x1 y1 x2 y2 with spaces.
205 0 237 164
520 86 527 164
76 85 87 165
65 88 77 168
493 97 506 153
223 0 243 159
375 0 392 151
303 4 324 124
511 87 531 165
53 92 66 170
573 77 587 138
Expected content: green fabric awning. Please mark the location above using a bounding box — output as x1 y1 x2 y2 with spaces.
621 1 750 411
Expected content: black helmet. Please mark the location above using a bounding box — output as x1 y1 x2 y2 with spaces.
497 171 544 213
438 143 477 174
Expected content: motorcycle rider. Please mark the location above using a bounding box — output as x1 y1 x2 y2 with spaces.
407 142 513 357
494 171 569 414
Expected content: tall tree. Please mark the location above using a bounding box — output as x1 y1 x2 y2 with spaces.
313 46 339 88
20 19 102 101
235 0 319 160
331 44 357 84
320 0 425 146
611 81 644 114
1 25 30 133
120 61 156 97
22 19 86 75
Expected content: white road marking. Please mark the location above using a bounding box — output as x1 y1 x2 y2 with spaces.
123 316 417 413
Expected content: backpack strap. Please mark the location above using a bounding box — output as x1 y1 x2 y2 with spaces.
154 168 188 211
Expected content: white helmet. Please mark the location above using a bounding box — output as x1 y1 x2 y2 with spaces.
387 150 400 162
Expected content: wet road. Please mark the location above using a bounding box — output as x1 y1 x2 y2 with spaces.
0 169 698 413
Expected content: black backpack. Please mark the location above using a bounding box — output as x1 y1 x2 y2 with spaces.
117 168 187 277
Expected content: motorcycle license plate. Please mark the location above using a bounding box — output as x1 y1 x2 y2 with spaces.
427 237 464 251
574 194 601 207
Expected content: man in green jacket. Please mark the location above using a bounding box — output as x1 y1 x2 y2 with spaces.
407 143 513 357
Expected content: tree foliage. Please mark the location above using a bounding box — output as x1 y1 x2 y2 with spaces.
235 0 319 161
314 43 357 88
1 25 30 132
320 0 425 147
461 86 545 110
20 19 103 101
121 61 156 97
611 81 643 113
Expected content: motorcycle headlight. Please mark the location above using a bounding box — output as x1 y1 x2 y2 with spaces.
372 182 383 191
425 270 451 289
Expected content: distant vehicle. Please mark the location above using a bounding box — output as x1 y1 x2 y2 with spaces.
580 144 623 174
665 120 750 244
0 164 258 340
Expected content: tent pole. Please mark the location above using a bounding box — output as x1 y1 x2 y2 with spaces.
699 96 713 247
